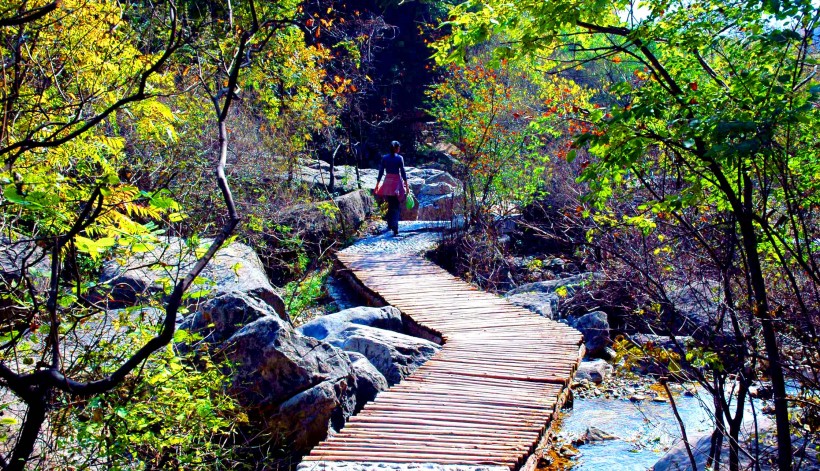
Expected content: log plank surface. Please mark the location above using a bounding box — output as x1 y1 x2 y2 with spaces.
303 250 584 470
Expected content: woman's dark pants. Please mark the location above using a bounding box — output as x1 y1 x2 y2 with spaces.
386 196 400 234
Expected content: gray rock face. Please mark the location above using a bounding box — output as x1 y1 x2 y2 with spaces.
297 306 403 340
291 161 378 194
403 167 462 221
505 273 598 319
280 189 373 241
665 280 724 337
0 237 50 283
570 311 611 358
346 351 388 411
180 292 357 453
99 237 285 317
290 163 462 221
650 411 812 471
575 359 614 384
1 236 51 320
324 324 440 385
222 315 357 452
507 273 596 298
181 292 275 344
506 291 558 319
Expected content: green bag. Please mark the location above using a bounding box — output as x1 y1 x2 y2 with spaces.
405 192 415 210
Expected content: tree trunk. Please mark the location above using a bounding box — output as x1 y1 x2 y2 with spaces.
728 373 750 471
7 393 48 471
737 212 792 470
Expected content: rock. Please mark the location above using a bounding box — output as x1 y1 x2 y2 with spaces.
559 444 580 458
324 324 440 385
570 311 611 358
402 168 462 221
346 351 388 411
581 426 619 443
575 359 613 384
629 333 692 375
181 292 277 344
506 273 597 297
0 236 51 321
276 380 350 445
505 273 599 319
652 417 786 471
505 292 558 319
297 306 404 340
0 236 50 286
287 163 462 221
38 307 174 368
280 189 373 241
290 162 379 194
749 384 774 400
224 315 357 452
335 189 375 234
629 394 647 402
665 280 727 338
99 237 286 317
179 291 360 453
652 433 716 471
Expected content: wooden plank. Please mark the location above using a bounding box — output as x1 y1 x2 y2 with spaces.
304 249 584 468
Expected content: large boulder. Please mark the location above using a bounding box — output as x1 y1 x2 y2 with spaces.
505 291 559 319
575 359 614 385
651 416 801 471
403 167 462 221
297 306 403 340
182 293 358 453
664 280 724 337
181 292 279 344
280 189 373 241
570 311 611 358
324 324 440 385
0 236 50 285
99 238 285 316
346 351 388 412
505 273 598 319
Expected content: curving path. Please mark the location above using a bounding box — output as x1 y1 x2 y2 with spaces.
301 223 585 470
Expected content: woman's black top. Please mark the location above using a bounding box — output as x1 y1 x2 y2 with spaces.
377 153 407 181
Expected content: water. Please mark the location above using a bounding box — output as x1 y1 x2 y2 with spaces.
559 393 716 470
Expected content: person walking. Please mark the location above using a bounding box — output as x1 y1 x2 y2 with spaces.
374 140 409 236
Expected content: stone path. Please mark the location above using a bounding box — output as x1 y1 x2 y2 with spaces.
300 222 584 470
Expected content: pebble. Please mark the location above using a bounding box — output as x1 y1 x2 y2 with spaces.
344 221 451 256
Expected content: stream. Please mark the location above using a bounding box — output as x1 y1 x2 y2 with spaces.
558 391 715 470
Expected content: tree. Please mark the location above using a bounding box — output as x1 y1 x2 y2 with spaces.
439 0 820 468
0 0 312 467
428 48 590 224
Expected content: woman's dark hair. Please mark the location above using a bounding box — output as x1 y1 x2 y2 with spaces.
390 140 401 151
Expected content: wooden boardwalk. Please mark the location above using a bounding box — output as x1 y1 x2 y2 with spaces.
302 251 585 470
